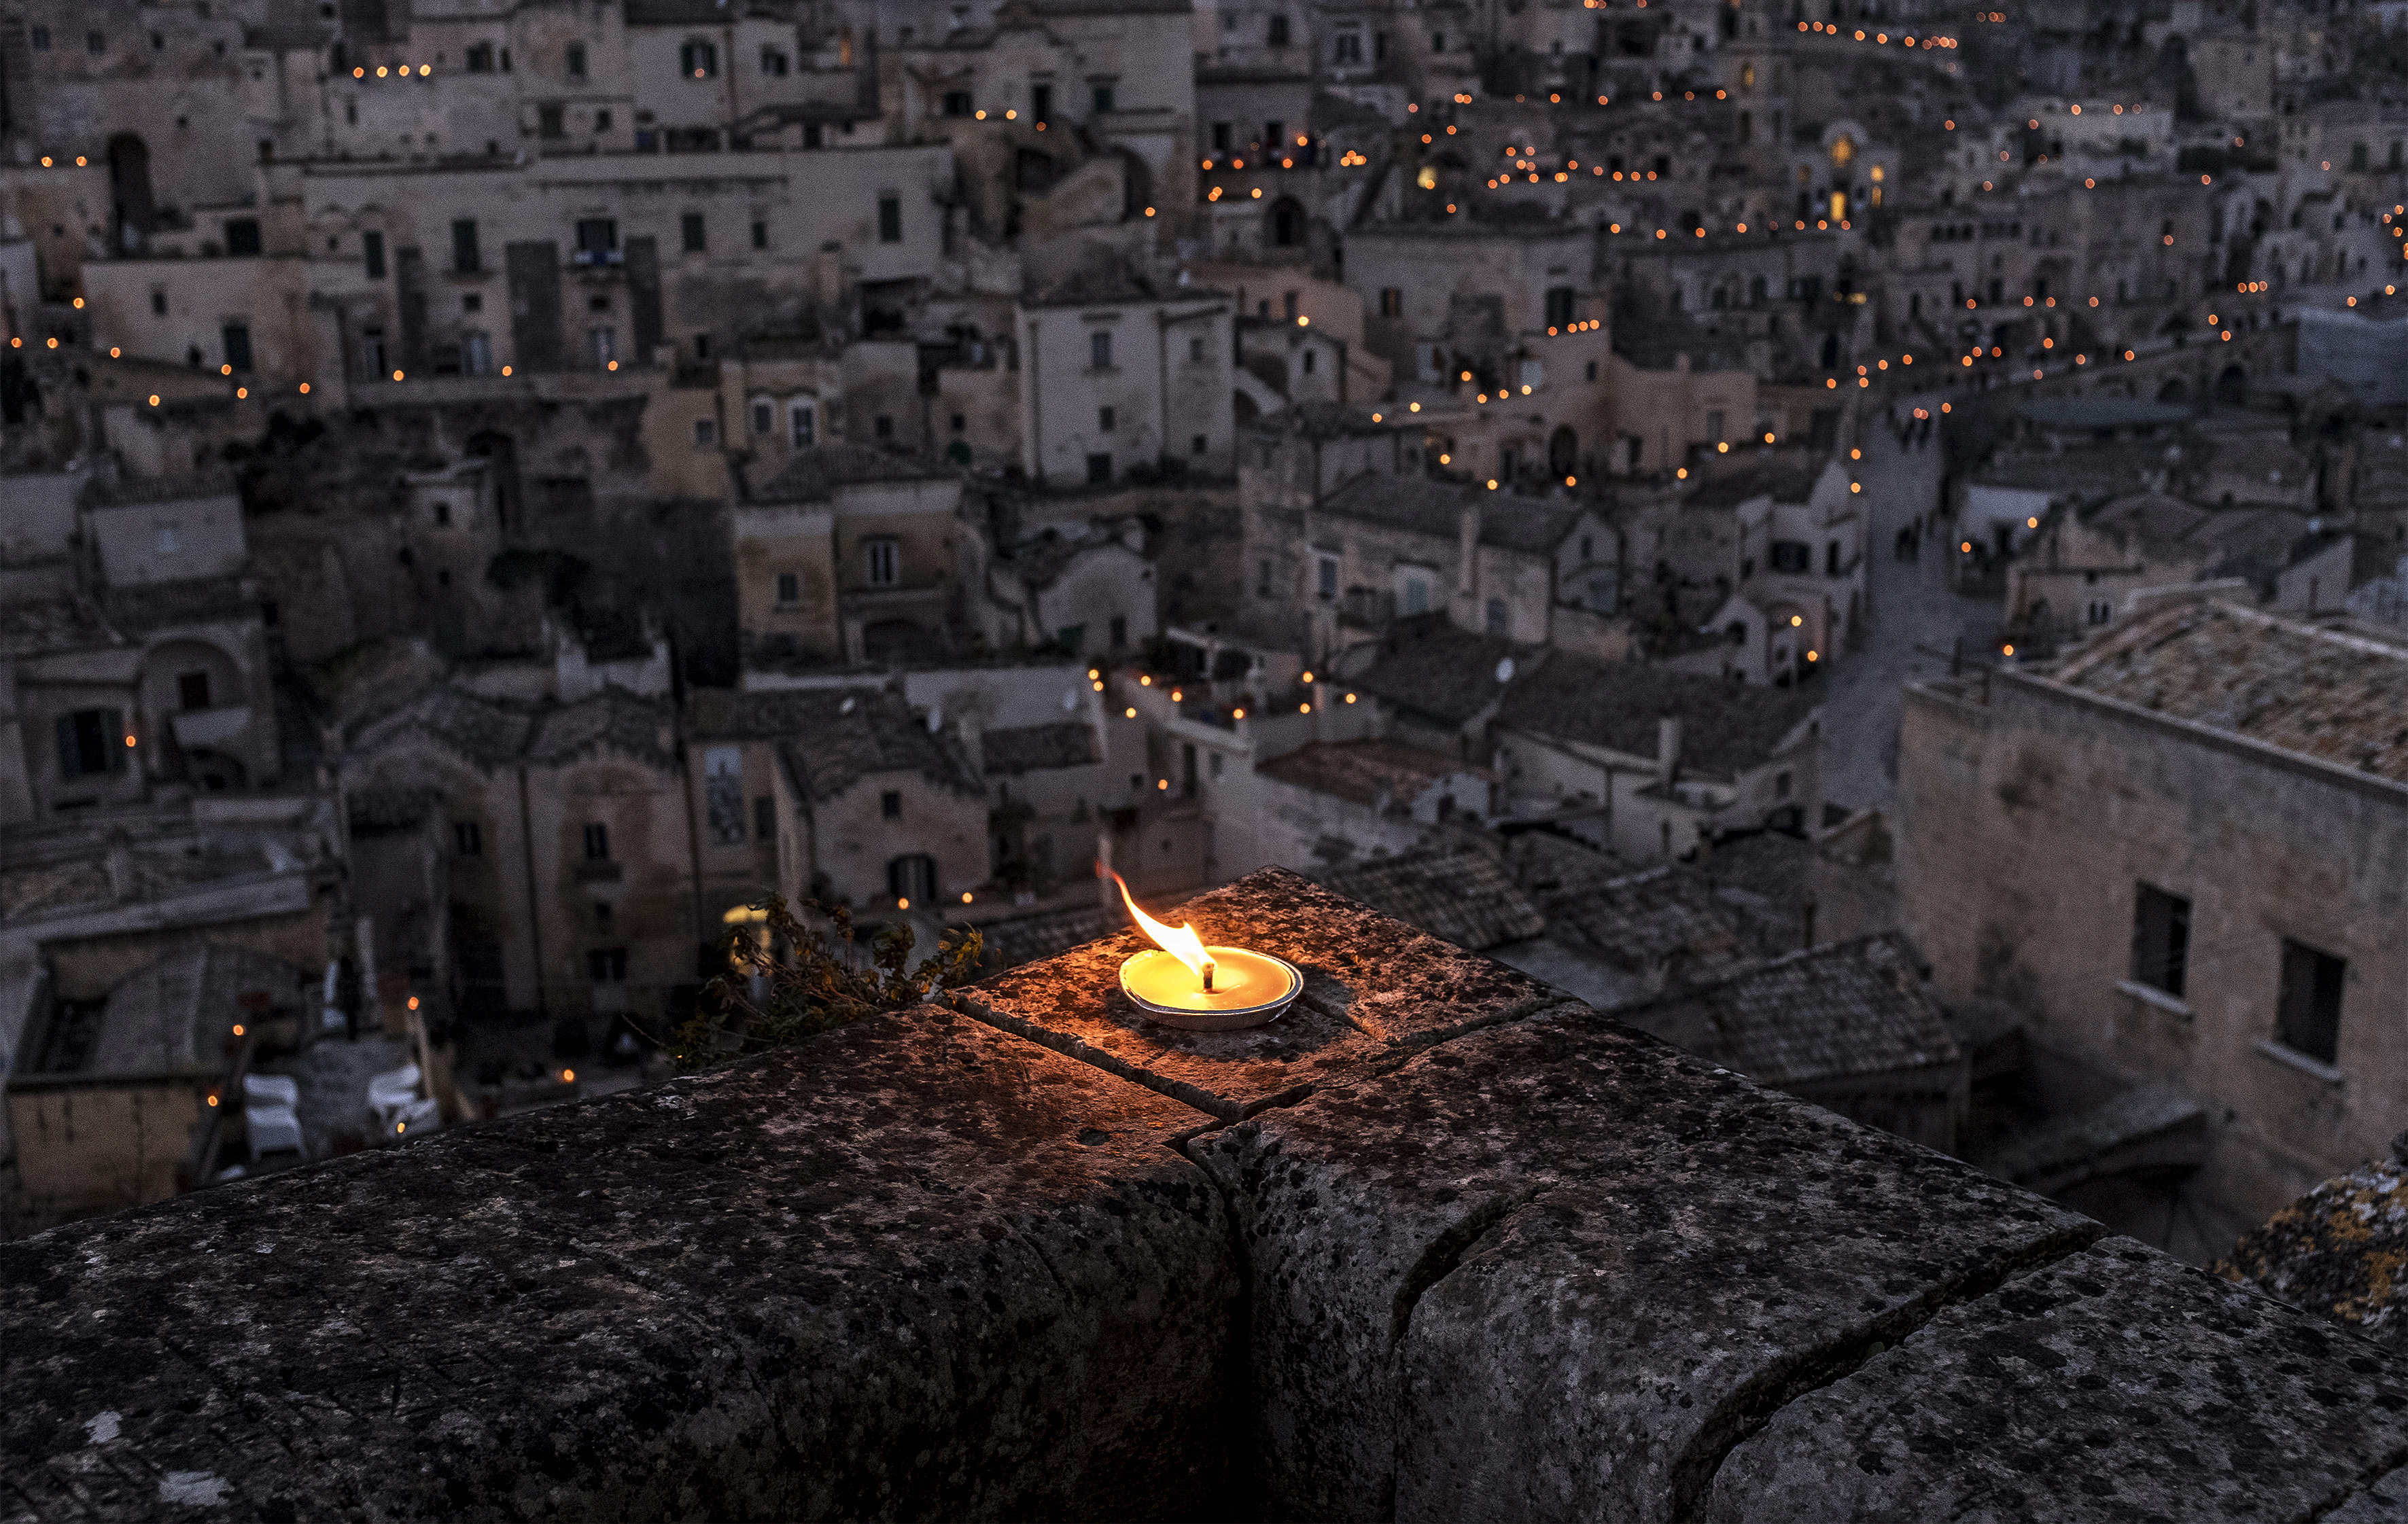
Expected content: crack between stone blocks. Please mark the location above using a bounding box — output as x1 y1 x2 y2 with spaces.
944 991 1249 1124
1665 1216 2110 1524
2297 1440 2408 1523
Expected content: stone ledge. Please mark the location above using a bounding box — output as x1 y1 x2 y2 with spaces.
1190 1007 2104 1523
1707 1238 2408 1522
0 1006 1237 1523
6 872 2408 1523
955 866 1571 1121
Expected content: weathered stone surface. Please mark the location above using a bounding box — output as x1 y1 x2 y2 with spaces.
0 1006 1236 1523
2328 1462 2408 1523
1190 1008 2097 1522
956 866 1569 1121
1706 1237 2408 1523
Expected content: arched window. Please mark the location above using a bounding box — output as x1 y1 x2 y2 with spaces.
750 397 775 435
790 400 816 446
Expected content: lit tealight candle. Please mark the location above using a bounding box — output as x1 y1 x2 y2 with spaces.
1113 874 1300 1031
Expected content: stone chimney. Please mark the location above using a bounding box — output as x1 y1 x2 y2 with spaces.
958 709 985 778
1657 714 1682 787
1457 506 1480 598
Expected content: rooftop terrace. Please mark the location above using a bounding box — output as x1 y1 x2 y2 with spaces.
5 868 2407 1521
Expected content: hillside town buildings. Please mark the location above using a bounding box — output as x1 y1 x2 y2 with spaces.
5 0 2408 1289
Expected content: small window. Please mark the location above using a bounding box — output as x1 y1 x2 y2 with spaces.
1318 557 1338 598
1268 14 1290 46
754 796 775 839
225 219 262 256
1030 83 1052 120
775 571 799 605
2276 939 2346 1065
454 821 483 855
790 403 816 447
152 289 168 316
466 41 495 71
873 414 893 440
29 25 48 48
681 212 707 253
582 822 611 861
594 901 614 929
680 39 718 77
750 399 773 435
1192 433 1208 455
1086 453 1113 486
877 194 903 243
587 949 628 982
886 853 935 904
177 672 213 711
694 332 712 361
751 219 768 250
942 90 973 117
1098 405 1115 433
693 417 718 448
865 538 900 587
1090 82 1115 114
1089 330 1113 370
451 218 480 274
576 217 617 256
1775 770 1792 799
86 29 107 53
1769 540 1811 574
1189 336 1206 363
1110 616 1128 648
363 230 386 279
56 709 127 779
1379 287 1402 317
222 323 254 373
1257 559 1273 597
565 41 587 77
761 46 788 76
2130 883 2190 999
432 501 451 527
538 103 565 139
881 790 903 819
1403 577 1431 616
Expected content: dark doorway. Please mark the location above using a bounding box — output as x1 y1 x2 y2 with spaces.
107 134 156 251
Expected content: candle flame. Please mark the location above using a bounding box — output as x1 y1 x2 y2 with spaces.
1112 872 1216 991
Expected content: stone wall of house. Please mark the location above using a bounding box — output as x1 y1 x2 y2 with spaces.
1900 667 2408 1253
7 868 2408 1523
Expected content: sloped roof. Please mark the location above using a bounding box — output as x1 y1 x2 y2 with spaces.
526 689 675 768
1347 615 1531 729
746 446 951 504
1257 737 1482 807
1687 462 1818 511
1312 843 1543 951
686 685 886 740
1543 865 1750 978
1314 475 1578 559
982 721 1100 775
975 902 1122 972
1620 932 1961 1087
1496 654 1820 775
353 686 535 770
2045 599 2408 783
778 690 983 802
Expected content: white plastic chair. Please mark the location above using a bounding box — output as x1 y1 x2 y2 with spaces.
245 1103 304 1162
368 1064 423 1131
243 1073 300 1108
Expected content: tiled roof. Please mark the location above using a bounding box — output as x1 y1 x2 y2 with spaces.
981 721 1100 775
1256 737 1481 808
746 446 950 504
778 690 983 802
685 686 885 741
1314 474 1577 558
1312 843 1543 951
1620 932 1961 1087
2046 599 2408 783
1542 865 1750 980
975 902 1121 972
353 687 535 770
1347 615 1531 729
1686 462 1819 510
1496 654 1819 775
33 944 311 1078
526 689 675 768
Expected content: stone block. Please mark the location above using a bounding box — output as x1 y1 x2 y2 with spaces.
1191 1008 2098 1522
0 1006 1236 1523
958 866 1569 1120
1706 1237 2408 1523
